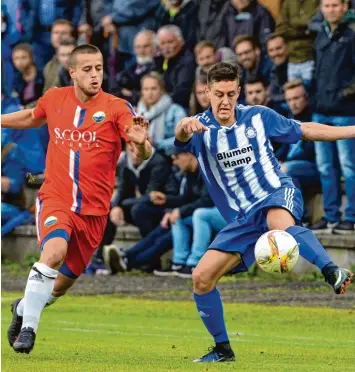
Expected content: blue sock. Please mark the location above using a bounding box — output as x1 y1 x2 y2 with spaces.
286 226 337 271
194 288 229 343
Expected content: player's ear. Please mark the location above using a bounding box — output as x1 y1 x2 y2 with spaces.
69 67 76 82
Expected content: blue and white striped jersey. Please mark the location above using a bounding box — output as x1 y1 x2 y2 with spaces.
174 105 303 223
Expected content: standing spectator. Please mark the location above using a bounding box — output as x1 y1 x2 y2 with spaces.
19 0 81 70
137 73 186 155
244 76 269 106
190 76 210 116
276 0 319 84
310 0 355 234
157 0 198 51
266 33 290 115
42 19 74 93
57 39 77 87
12 43 44 108
101 0 163 54
224 0 275 49
115 30 156 106
154 25 196 110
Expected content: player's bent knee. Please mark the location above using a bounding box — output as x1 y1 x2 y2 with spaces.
40 237 68 270
192 269 215 294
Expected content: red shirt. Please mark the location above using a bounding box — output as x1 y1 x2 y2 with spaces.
33 87 135 215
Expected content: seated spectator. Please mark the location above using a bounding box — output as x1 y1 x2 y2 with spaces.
196 0 230 48
224 0 275 49
276 0 318 84
115 30 156 106
58 39 77 87
157 0 198 51
154 25 196 110
244 76 269 106
12 43 44 108
154 206 227 278
194 40 237 82
103 150 214 274
190 76 210 116
266 33 289 115
42 19 74 93
137 72 186 155
234 35 273 103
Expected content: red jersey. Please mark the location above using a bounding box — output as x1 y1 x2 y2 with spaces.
33 87 135 215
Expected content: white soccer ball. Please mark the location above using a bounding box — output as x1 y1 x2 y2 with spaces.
254 230 299 274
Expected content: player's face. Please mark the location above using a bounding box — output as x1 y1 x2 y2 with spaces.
267 37 288 66
12 50 32 73
206 80 240 125
51 24 73 49
321 0 348 25
57 45 75 69
70 53 104 96
196 47 217 72
195 82 210 109
235 41 258 71
285 86 308 116
245 82 268 106
141 77 162 106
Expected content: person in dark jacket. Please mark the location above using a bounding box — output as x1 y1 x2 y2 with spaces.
103 150 214 274
154 25 196 110
224 0 275 49
309 1 355 234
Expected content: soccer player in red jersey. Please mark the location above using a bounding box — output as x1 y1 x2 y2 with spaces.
2 44 152 354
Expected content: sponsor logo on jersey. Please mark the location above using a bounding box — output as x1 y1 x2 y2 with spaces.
44 216 58 227
54 128 100 148
245 126 257 138
93 111 106 123
216 145 256 169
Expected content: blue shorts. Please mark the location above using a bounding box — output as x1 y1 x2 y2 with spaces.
208 187 303 273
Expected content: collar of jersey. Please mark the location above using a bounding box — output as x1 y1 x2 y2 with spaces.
70 87 103 107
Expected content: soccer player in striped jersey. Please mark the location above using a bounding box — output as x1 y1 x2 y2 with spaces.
2 44 152 354
174 62 354 363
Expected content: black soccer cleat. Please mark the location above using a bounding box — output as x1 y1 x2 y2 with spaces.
13 327 36 354
193 344 236 363
325 268 354 294
7 298 23 347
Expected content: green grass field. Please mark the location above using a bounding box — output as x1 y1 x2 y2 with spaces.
2 292 355 372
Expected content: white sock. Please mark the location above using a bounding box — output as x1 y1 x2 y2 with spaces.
17 299 24 317
22 262 58 333
17 293 59 317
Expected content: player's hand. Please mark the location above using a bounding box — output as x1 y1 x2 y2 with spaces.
110 206 125 226
181 118 208 134
160 212 172 229
125 116 149 145
169 208 181 225
150 191 166 205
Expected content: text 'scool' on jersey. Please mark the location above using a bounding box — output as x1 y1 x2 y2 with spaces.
33 87 136 215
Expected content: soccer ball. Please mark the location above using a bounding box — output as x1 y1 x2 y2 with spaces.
254 230 299 274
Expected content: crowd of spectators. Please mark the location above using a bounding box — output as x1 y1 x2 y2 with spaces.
1 0 355 276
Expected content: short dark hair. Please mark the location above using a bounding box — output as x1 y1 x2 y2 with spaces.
69 44 102 67
245 75 268 88
207 62 240 86
233 35 260 50
266 33 287 47
13 43 33 59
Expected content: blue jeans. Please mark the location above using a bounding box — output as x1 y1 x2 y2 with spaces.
172 207 227 267
281 160 320 192
313 114 355 222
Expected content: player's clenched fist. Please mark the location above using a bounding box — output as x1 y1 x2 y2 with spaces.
175 117 208 143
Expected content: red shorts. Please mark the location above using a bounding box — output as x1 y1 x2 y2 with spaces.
35 197 107 278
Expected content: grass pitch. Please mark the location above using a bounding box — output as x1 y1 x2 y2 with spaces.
2 292 355 372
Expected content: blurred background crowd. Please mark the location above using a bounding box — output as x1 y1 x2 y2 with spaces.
1 0 355 277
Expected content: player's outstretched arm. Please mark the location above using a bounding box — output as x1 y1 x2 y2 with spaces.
301 122 355 141
175 117 208 143
1 109 46 129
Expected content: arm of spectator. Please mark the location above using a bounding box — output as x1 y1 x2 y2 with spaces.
109 206 125 226
150 191 167 205
145 159 172 194
308 10 324 34
2 149 26 194
301 123 355 141
178 186 214 219
1 109 45 129
160 211 172 229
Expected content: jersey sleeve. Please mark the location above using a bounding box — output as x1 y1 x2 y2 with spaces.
112 100 136 142
32 88 56 119
261 107 303 144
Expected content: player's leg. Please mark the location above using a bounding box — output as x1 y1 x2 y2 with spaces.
192 249 240 363
266 207 354 294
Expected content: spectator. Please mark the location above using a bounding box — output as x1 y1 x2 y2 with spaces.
137 72 186 155
194 40 237 82
190 76 210 116
115 30 156 106
224 0 275 49
309 0 355 234
103 151 214 274
101 0 163 54
278 80 320 224
266 33 290 115
234 35 273 103
154 206 227 278
244 75 269 106
20 0 81 70
78 0 105 47
276 0 319 84
58 39 77 87
42 19 74 93
157 0 198 51
196 0 230 48
12 43 44 108
154 25 196 110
